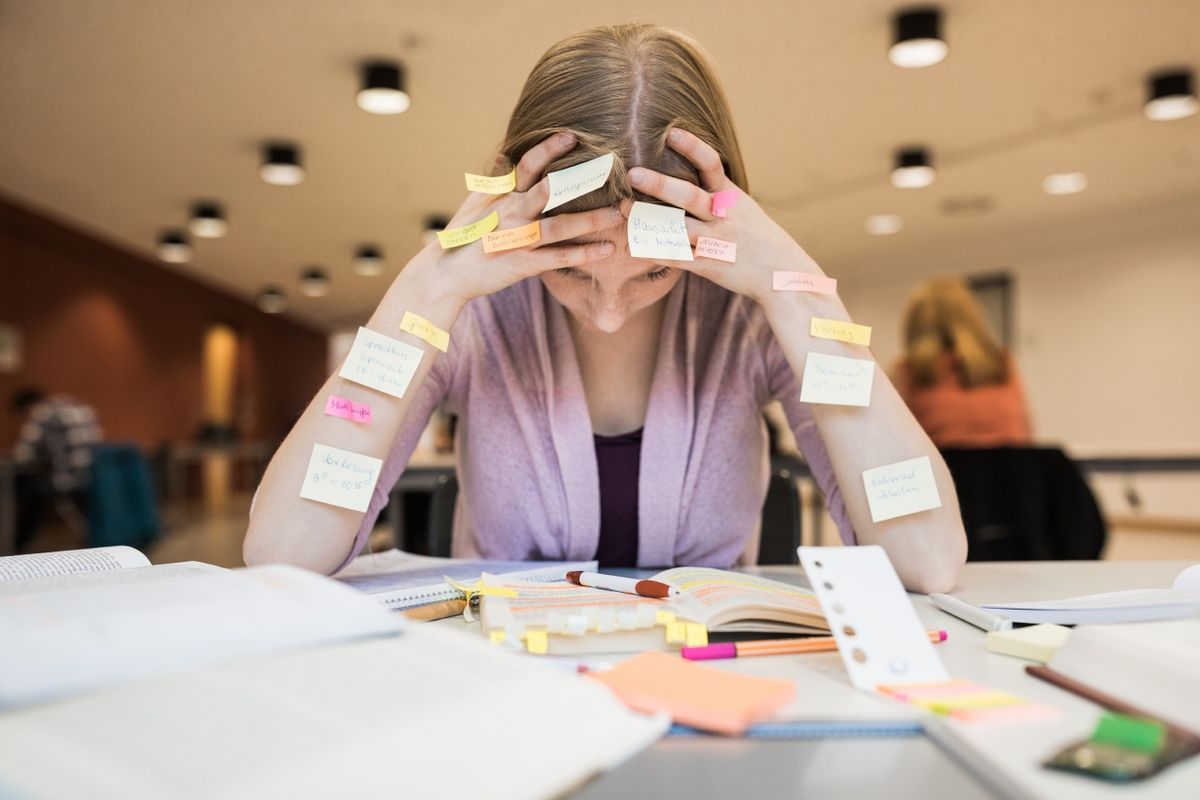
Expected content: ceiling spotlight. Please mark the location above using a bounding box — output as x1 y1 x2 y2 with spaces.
299 267 330 297
422 214 451 246
155 230 193 263
1144 69 1198 121
188 202 228 238
354 245 385 276
357 60 410 115
889 7 947 68
256 286 288 314
891 147 935 188
1042 172 1088 195
260 142 305 186
865 214 904 235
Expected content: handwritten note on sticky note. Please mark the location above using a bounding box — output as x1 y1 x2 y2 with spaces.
628 201 694 261
299 444 382 512
339 326 424 398
437 211 499 249
694 237 736 263
543 153 614 212
773 271 838 295
464 168 516 195
482 220 541 253
323 395 372 424
398 311 449 352
811 317 872 346
862 455 942 523
711 189 739 218
800 352 875 406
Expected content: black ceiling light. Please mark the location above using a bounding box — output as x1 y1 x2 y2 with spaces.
357 60 410 114
891 147 935 188
155 230 193 263
188 201 228 238
256 286 288 314
1144 69 1197 121
422 214 451 245
890 7 947 68
299 267 330 297
260 142 305 186
353 244 385 276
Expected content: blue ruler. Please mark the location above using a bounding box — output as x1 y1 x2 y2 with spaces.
667 720 924 739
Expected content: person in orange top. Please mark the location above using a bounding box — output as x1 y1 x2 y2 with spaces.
894 278 1033 448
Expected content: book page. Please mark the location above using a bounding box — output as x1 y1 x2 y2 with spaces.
0 561 221 597
654 567 825 629
0 546 149 582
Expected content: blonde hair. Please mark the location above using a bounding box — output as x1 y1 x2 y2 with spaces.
903 278 1009 388
497 24 747 213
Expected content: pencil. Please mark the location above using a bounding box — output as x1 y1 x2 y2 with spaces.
681 630 948 660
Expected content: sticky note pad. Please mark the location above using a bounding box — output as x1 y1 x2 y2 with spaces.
489 630 507 645
628 201 693 261
525 629 549 655
544 152 615 212
665 621 687 645
324 395 372 424
985 624 1072 664
685 622 708 648
862 456 942 523
482 220 541 253
437 211 499 249
710 189 739 217
800 352 875 407
694 237 736 263
339 326 424 398
655 610 676 625
589 651 793 735
464 168 516 195
1092 712 1167 754
810 317 872 346
773 271 838 295
398 311 449 352
299 444 382 512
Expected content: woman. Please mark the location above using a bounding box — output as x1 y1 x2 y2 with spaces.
895 278 1033 448
245 25 966 592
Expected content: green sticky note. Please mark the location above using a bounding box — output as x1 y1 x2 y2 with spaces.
1090 712 1166 754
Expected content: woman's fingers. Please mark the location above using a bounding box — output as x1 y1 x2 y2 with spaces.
513 177 551 220
514 132 577 192
666 128 729 193
536 206 623 246
628 167 713 220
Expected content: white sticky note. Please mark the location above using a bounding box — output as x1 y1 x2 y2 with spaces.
862 456 942 523
800 352 875 407
543 153 615 212
627 201 694 261
299 444 382 512
798 545 948 691
338 326 424 399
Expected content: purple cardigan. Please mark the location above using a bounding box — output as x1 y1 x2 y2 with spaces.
343 274 855 570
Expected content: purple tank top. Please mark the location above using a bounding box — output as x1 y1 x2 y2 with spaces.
593 428 642 567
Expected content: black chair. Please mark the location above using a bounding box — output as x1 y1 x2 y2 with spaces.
939 446 1107 561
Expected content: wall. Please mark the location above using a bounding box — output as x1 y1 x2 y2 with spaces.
0 194 327 448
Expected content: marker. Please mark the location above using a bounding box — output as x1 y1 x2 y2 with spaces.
681 630 947 661
929 593 1013 632
564 571 678 599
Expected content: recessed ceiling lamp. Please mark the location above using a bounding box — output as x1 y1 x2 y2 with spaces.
422 214 451 246
299 267 330 297
256 286 288 314
354 244 385 276
891 147 935 188
865 214 904 235
188 201 228 238
155 230 193 263
357 60 410 114
1042 172 1088 195
260 142 305 186
1144 69 1198 121
889 7 947 68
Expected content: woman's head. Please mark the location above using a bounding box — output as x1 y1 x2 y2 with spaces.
902 277 1009 388
500 24 746 332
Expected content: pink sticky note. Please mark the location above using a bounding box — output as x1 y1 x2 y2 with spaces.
324 395 372 424
711 190 739 218
695 237 737 263
772 271 838 295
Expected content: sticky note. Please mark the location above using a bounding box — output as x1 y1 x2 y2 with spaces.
862 455 942 523
525 629 549 655
323 395 372 424
810 317 872 346
489 630 507 645
464 168 516 195
437 211 499 249
298 444 382 512
482 220 541 253
694 237 736 263
628 201 693 261
800 352 875 407
773 271 838 295
543 152 615 212
711 189 739 217
655 610 676 625
665 621 687 644
684 622 708 648
339 326 424 399
1092 712 1166 754
398 311 449 352
985 624 1071 664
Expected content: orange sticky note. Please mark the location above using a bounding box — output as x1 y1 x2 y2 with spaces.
589 652 793 735
482 220 541 253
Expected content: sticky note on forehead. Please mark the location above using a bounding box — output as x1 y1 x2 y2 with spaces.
628 201 694 261
862 455 942 523
543 153 615 212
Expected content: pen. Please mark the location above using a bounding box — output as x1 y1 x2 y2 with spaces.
564 570 678 599
929 592 1013 632
682 630 948 661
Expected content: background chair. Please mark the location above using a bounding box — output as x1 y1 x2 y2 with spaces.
88 443 161 550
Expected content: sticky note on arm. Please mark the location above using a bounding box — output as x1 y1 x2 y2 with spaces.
299 444 382 512
862 456 942 522
436 211 499 249
339 327 424 398
800 352 875 407
464 168 516 194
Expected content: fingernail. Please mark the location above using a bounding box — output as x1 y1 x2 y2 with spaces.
668 128 683 143
628 168 645 186
557 132 575 147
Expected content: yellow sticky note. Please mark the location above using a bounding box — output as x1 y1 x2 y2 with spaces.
489 630 506 646
656 610 676 625
810 317 872 346
464 168 517 195
437 211 500 249
665 621 687 645
482 220 541 253
685 622 708 648
399 311 450 352
525 629 549 655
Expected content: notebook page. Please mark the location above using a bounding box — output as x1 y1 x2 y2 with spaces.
0 545 150 582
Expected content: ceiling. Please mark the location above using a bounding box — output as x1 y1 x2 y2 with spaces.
2 0 1198 330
